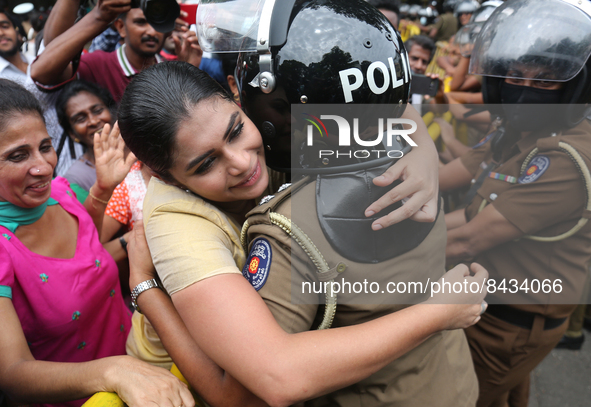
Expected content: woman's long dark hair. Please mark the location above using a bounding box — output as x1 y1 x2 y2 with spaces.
0 79 45 132
118 61 232 182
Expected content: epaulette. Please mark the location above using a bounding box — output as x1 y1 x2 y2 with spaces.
242 176 337 330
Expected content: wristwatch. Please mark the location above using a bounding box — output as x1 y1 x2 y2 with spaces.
131 279 160 314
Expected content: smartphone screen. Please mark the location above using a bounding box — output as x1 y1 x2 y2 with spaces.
410 74 439 97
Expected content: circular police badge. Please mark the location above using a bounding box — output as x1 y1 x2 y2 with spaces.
518 155 550 184
242 237 272 291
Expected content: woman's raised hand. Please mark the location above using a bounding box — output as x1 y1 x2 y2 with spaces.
94 122 136 193
105 356 195 407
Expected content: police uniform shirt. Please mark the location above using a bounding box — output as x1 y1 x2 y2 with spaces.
460 120 591 318
432 12 458 43
244 179 478 407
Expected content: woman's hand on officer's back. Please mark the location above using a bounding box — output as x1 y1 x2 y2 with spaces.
424 263 489 330
364 105 439 230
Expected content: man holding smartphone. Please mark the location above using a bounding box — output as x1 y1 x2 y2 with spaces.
405 35 438 112
30 0 202 103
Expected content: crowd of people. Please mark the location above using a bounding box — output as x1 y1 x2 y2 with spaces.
0 0 590 406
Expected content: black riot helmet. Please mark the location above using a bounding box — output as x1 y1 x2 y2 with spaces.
197 0 412 172
470 0 591 130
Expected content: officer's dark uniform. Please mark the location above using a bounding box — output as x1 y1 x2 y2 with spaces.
214 0 479 403
243 177 479 407
454 0 591 402
458 120 591 407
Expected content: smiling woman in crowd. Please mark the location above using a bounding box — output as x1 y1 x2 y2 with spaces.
56 80 116 195
0 79 193 407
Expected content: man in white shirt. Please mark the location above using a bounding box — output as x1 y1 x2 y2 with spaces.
0 11 31 84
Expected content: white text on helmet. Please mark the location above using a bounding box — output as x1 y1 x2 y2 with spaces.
338 56 411 103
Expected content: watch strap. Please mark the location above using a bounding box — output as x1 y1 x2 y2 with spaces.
119 236 128 253
131 279 160 314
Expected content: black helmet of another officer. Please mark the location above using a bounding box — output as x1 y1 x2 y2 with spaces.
235 0 411 171
470 0 591 131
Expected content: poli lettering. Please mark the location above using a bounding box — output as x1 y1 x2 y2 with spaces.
338 56 411 103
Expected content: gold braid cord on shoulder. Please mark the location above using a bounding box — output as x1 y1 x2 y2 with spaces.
241 214 337 330
477 142 591 242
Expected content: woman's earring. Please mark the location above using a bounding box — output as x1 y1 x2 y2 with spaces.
74 138 80 143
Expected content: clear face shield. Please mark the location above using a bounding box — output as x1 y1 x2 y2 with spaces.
197 0 295 95
196 0 268 54
469 0 591 83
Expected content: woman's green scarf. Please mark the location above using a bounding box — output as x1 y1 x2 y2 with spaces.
0 198 59 233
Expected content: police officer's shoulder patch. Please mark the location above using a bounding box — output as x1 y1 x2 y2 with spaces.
518 155 550 184
242 237 272 291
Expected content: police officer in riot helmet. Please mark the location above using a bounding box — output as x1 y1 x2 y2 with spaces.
224 0 440 226
198 0 483 405
444 0 591 405
470 0 591 154
236 0 411 172
454 0 479 27
399 3 410 20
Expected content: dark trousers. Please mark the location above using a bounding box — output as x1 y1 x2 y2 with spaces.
465 311 568 407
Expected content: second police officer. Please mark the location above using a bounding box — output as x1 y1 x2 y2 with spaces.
442 0 591 406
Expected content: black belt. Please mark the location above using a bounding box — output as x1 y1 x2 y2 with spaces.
486 304 567 331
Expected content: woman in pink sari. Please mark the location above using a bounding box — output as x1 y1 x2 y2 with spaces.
0 79 193 407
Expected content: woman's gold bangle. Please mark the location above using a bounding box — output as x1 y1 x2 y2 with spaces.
89 189 109 205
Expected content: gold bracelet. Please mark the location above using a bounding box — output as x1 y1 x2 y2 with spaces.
89 189 109 205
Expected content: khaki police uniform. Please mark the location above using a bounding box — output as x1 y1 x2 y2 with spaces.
243 177 479 407
431 12 458 43
458 119 591 407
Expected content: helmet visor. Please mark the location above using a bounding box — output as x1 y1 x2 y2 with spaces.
196 0 267 53
469 0 591 82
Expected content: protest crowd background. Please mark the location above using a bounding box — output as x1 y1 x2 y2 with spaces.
0 0 590 406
